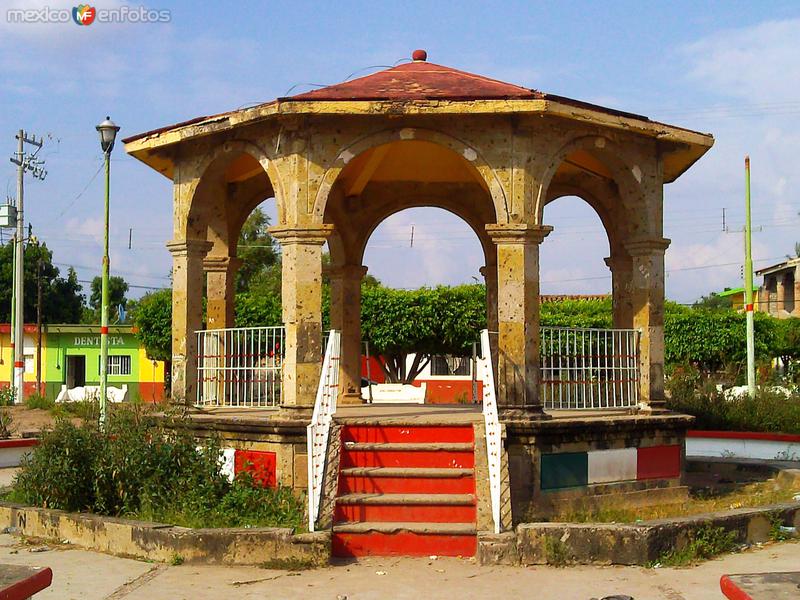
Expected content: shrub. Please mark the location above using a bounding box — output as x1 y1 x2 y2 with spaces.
10 408 304 529
667 371 800 434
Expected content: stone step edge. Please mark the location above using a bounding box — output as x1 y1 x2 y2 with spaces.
339 467 474 478
342 442 474 452
336 493 476 505
333 521 477 535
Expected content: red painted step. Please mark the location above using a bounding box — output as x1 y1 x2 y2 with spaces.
332 523 477 558
341 425 474 444
340 443 474 469
335 502 476 523
338 468 475 495
331 422 479 559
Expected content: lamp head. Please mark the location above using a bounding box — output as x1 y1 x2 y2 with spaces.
96 116 120 154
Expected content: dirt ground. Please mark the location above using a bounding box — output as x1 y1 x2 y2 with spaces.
2 406 77 436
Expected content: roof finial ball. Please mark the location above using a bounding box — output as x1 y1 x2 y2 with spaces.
411 49 427 62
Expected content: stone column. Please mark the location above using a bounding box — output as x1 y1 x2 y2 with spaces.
269 225 333 416
204 256 243 330
479 263 499 376
485 223 552 421
625 238 670 411
166 239 213 404
604 254 634 329
776 273 787 316
794 266 800 317
328 264 368 404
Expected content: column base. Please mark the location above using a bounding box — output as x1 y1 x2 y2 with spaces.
638 400 668 414
498 406 550 423
338 392 365 406
276 405 314 423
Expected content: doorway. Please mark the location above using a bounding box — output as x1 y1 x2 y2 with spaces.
66 355 86 388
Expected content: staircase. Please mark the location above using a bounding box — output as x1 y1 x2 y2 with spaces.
331 423 478 558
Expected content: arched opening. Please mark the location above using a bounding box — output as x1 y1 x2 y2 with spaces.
358 207 487 404
319 138 498 406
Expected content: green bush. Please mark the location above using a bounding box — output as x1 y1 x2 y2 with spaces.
667 366 800 434
657 525 738 566
10 409 305 529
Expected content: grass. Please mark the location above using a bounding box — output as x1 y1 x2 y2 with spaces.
553 478 800 524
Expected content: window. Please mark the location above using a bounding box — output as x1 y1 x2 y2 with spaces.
430 355 471 377
24 354 34 374
99 355 132 376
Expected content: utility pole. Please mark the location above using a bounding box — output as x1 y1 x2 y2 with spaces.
9 232 15 390
8 130 45 403
36 259 43 397
744 157 756 398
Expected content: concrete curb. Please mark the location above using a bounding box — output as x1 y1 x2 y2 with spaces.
0 502 330 567
478 501 800 566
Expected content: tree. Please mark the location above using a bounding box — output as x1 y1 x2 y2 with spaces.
361 285 486 383
236 208 279 293
0 240 84 324
693 291 733 311
84 275 129 323
133 288 172 362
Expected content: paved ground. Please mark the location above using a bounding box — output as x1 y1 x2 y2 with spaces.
0 534 797 599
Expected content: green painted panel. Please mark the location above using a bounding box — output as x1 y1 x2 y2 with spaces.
541 452 588 490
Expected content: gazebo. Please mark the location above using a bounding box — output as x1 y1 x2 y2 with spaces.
125 50 713 555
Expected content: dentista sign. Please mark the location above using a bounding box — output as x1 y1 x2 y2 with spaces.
73 336 125 347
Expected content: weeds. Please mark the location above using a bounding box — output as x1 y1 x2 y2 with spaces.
543 536 570 566
25 394 54 411
655 526 738 567
0 408 14 439
169 553 184 566
0 387 15 407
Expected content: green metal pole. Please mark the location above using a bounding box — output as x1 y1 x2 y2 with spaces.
99 152 110 428
744 156 756 398
9 233 16 392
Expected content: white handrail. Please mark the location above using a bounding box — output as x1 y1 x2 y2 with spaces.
306 330 341 532
478 329 502 534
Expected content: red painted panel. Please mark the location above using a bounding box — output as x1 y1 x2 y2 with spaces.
340 449 474 469
637 445 681 480
360 356 386 383
138 382 165 403
688 430 800 444
341 425 474 444
332 531 477 558
335 503 476 523
234 449 277 488
338 474 474 495
0 438 38 449
0 566 52 599
719 575 754 600
411 380 483 404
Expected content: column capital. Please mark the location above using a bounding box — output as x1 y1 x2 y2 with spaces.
604 255 633 272
485 223 553 245
325 264 368 280
203 255 244 273
166 239 213 258
624 237 670 256
268 224 334 245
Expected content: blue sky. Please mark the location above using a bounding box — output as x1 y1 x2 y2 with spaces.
1 0 799 302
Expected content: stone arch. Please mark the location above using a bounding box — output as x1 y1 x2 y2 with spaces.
354 199 495 268
312 127 509 224
535 134 647 227
185 138 285 247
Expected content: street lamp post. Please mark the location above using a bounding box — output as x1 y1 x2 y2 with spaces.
96 117 120 429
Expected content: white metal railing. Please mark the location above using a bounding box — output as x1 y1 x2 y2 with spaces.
478 329 502 534
196 326 284 408
307 330 341 532
540 327 640 410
